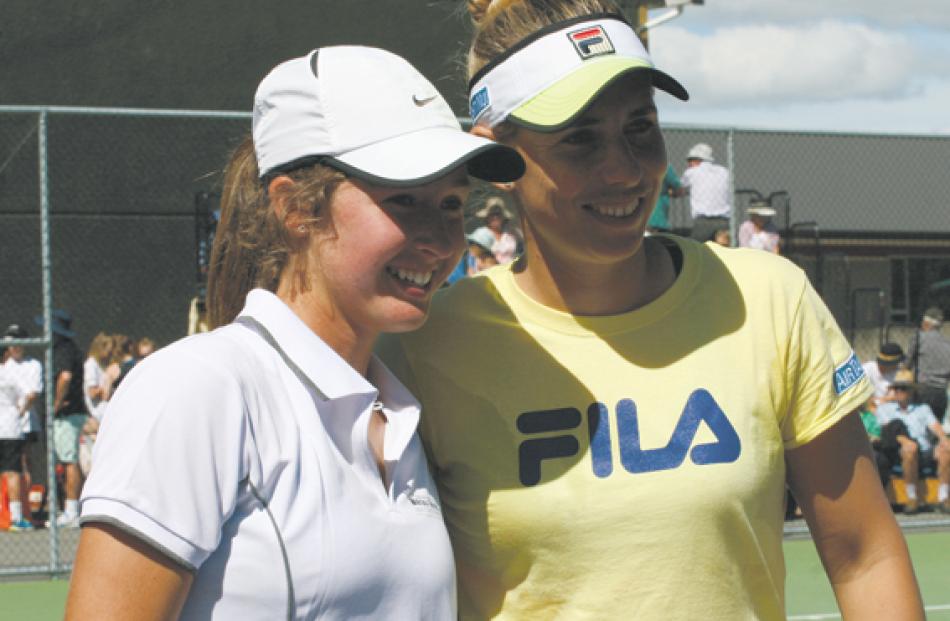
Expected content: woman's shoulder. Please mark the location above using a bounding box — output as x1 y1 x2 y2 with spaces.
124 325 264 390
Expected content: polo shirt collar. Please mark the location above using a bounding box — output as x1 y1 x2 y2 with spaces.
236 290 420 446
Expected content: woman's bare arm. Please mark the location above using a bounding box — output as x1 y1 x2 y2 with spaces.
66 523 194 621
786 411 924 620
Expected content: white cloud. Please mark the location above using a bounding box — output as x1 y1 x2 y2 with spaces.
672 0 950 28
656 78 950 135
652 22 921 105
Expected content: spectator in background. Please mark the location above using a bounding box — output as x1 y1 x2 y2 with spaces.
135 336 155 359
2 324 43 527
108 334 136 390
36 309 87 528
907 307 950 423
862 342 905 412
1 341 33 531
646 163 683 234
738 201 780 254
876 370 950 514
713 228 731 247
83 332 114 423
680 143 732 242
472 197 520 264
466 228 500 276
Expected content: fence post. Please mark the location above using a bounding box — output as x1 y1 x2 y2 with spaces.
727 128 736 247
37 109 61 573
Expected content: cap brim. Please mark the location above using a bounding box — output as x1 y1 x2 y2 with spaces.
508 56 689 132
328 127 524 187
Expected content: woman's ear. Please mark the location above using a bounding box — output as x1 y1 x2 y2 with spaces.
470 124 517 193
267 175 310 238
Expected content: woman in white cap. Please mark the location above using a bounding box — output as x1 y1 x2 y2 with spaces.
378 1 923 618
738 200 781 253
65 46 523 620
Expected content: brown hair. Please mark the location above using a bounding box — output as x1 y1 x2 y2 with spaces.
466 0 622 80
206 136 345 328
110 334 134 364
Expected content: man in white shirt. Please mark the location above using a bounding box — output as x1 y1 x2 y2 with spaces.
680 143 733 242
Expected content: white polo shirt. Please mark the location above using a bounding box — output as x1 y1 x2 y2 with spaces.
80 289 455 620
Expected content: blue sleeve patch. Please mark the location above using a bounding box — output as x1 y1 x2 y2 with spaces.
833 351 865 395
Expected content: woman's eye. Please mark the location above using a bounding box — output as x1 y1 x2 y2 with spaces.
386 194 416 207
560 129 597 146
625 118 655 135
441 196 464 212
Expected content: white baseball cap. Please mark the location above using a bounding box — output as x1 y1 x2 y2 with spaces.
253 46 525 185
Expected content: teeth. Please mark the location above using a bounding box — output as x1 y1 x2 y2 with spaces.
388 267 433 286
590 203 637 218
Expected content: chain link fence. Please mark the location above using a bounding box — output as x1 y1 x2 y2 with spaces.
1 107 949 575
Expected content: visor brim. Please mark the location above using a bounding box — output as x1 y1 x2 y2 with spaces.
509 56 688 132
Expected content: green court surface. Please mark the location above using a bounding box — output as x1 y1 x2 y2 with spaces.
3 531 948 619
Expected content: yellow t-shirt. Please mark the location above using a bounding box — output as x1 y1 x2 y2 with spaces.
379 236 871 620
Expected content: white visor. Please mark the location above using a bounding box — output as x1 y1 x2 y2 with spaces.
469 14 688 130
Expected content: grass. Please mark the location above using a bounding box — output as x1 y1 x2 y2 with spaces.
3 531 949 619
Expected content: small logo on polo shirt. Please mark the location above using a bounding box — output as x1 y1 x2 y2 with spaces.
833 351 865 395
406 487 441 511
470 86 491 123
568 25 615 59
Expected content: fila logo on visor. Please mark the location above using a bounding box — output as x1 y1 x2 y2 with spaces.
568 25 615 59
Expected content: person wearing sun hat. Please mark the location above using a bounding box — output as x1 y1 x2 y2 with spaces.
738 200 780 253
377 1 923 618
876 369 950 514
66 45 524 619
860 341 905 411
471 196 521 264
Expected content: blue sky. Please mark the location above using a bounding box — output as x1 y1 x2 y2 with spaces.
647 0 950 135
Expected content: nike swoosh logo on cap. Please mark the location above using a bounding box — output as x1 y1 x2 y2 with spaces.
413 94 438 106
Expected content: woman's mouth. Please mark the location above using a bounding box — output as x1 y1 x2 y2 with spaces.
386 266 435 288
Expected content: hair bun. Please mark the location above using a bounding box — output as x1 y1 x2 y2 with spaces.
468 0 517 25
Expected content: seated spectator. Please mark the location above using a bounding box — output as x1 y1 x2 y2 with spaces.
876 370 950 514
737 202 780 253
713 228 731 247
472 197 521 265
466 229 500 275
861 342 904 412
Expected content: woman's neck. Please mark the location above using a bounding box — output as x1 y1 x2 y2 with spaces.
513 236 676 316
276 282 375 376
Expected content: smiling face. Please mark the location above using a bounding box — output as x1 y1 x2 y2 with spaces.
503 73 667 268
295 169 468 347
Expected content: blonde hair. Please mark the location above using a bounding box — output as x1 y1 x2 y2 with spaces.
466 0 622 79
206 136 345 329
87 332 114 367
